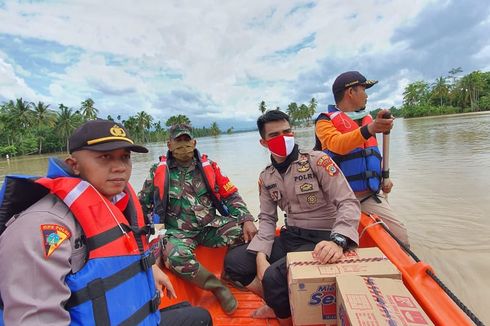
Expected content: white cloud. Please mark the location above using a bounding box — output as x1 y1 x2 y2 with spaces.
0 0 487 125
0 56 38 101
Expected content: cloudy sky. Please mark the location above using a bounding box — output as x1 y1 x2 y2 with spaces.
1 0 489 129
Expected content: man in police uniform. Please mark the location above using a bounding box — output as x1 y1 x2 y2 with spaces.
0 119 211 325
139 123 257 314
224 110 360 325
314 71 409 246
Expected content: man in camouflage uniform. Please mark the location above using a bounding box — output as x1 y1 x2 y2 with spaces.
139 123 257 314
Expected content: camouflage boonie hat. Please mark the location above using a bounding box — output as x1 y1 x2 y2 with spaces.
169 123 193 139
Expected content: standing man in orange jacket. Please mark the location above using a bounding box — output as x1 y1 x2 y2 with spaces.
314 71 409 246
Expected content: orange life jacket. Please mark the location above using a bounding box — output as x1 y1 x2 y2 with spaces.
0 170 159 325
315 107 382 193
36 177 149 257
152 150 237 223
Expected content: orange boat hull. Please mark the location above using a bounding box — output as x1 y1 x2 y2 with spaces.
159 213 474 325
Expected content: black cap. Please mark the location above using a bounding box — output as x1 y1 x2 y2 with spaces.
168 123 193 139
69 119 148 154
332 71 378 94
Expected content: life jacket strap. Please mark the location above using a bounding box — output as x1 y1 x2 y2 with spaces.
87 278 110 326
86 224 132 251
360 193 383 204
86 224 153 251
66 254 156 309
346 170 380 182
334 148 382 163
119 293 160 326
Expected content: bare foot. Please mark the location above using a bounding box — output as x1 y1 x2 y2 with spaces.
251 304 276 319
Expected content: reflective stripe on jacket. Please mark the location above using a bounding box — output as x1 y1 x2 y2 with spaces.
0 158 160 326
152 150 237 223
319 107 382 193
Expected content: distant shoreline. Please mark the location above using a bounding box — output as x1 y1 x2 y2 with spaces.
403 110 490 120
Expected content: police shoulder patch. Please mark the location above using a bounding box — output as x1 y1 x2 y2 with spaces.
316 155 332 167
40 224 71 259
316 155 339 176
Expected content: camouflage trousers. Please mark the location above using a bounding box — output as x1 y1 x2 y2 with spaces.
164 220 244 278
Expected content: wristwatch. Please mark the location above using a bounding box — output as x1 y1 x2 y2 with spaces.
330 233 348 250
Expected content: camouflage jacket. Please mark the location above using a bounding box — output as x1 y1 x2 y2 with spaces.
138 156 254 234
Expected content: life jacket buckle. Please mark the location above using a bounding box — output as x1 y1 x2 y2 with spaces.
150 292 161 312
364 171 377 179
141 254 156 271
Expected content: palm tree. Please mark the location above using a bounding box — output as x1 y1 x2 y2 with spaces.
165 114 191 127
80 98 98 120
56 104 79 152
153 120 165 141
259 101 267 114
12 98 34 129
32 101 55 127
287 102 299 126
135 111 153 142
32 101 56 154
210 122 221 136
0 100 16 146
402 81 429 106
431 77 449 107
299 104 309 125
459 71 486 110
123 116 138 139
307 98 318 125
448 67 463 85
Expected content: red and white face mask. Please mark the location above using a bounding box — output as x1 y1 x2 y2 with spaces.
266 134 295 157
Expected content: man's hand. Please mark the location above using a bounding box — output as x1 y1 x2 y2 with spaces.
382 178 394 194
367 109 394 135
256 252 270 282
152 265 177 299
242 221 258 243
312 241 343 264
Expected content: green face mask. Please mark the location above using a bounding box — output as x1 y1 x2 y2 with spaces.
346 110 369 121
171 140 195 162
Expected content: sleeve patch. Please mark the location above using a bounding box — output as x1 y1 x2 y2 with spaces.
40 224 71 259
316 155 339 176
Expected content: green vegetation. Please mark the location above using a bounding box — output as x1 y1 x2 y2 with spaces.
259 98 318 127
0 98 225 157
376 68 490 118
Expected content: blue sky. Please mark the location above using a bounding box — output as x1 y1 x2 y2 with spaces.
1 0 489 129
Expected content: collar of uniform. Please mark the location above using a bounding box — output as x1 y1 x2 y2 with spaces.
167 156 197 170
266 147 308 174
265 164 276 174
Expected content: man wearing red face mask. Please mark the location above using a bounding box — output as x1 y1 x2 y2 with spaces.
224 110 360 325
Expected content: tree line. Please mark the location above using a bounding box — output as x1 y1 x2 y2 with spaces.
260 68 490 122
385 68 490 118
258 98 318 126
0 98 227 157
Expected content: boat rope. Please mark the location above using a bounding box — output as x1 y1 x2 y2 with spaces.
367 214 485 326
359 220 385 240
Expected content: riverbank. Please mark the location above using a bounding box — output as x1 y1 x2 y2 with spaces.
403 110 490 120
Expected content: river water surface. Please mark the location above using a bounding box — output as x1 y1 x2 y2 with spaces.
1 112 489 323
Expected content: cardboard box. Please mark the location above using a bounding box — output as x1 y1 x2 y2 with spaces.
336 275 434 326
287 248 401 325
